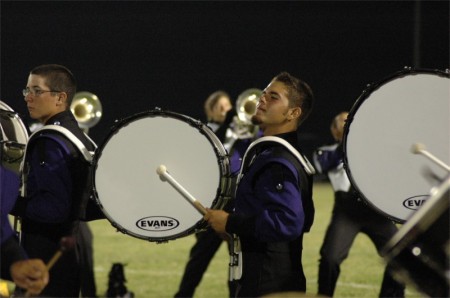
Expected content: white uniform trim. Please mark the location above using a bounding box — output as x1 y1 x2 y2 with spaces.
237 136 315 184
20 125 96 197
27 125 96 162
313 143 351 192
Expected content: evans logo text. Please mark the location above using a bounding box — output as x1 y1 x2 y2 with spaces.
402 195 429 210
136 216 179 231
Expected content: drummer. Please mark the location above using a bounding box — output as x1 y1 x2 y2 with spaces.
11 64 96 297
205 72 315 297
313 111 405 297
1 165 49 296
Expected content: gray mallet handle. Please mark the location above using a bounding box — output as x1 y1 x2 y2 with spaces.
156 165 207 215
411 143 450 172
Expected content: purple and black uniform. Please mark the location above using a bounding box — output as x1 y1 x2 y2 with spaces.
13 110 95 297
1 166 25 280
314 143 404 297
226 131 314 297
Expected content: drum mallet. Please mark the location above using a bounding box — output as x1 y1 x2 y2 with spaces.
156 165 207 215
156 165 241 279
24 236 76 297
411 143 450 172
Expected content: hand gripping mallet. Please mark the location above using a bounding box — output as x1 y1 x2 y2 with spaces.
25 236 76 297
156 165 207 215
156 165 242 280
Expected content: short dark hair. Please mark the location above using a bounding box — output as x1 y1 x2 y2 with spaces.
272 71 314 126
30 64 77 105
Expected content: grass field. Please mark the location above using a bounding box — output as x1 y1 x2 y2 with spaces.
4 182 423 297
87 182 422 298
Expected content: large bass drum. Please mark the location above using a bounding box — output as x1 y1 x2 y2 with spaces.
343 68 449 222
0 101 29 174
93 109 232 242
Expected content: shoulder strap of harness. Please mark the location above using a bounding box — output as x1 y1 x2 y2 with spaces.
238 136 315 183
237 136 315 232
27 125 96 162
20 125 96 197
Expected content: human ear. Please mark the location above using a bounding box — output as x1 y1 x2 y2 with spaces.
57 92 68 106
289 107 301 120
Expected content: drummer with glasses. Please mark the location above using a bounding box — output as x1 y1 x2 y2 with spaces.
12 64 97 297
22 88 62 97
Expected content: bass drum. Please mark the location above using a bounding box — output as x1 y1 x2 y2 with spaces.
0 101 29 174
343 68 449 222
93 109 232 242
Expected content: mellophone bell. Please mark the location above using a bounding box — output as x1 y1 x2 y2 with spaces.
342 67 449 297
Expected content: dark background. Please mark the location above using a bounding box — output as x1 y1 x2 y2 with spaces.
1 1 448 157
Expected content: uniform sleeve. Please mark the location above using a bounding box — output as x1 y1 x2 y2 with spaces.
1 166 27 280
1 166 20 241
227 162 304 242
252 163 304 242
25 139 73 223
313 144 343 174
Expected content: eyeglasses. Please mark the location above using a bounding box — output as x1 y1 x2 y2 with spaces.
22 88 61 97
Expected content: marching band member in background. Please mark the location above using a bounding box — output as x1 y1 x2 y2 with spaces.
313 111 404 297
176 90 240 297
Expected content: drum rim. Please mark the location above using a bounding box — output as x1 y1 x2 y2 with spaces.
0 100 30 141
1 100 29 174
342 67 450 223
91 108 232 242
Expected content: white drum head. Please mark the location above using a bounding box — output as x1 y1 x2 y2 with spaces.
344 69 449 222
94 110 231 241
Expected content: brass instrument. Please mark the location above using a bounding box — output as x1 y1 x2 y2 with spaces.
235 88 261 125
70 91 102 133
224 88 262 151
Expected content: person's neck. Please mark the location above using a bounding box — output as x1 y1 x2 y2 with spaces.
262 124 297 136
43 109 67 124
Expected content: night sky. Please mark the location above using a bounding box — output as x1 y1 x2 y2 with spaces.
1 1 448 157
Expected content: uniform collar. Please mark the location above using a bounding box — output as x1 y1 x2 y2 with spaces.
273 131 298 148
45 110 75 126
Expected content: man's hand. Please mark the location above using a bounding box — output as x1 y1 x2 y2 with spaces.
204 208 229 234
10 259 49 296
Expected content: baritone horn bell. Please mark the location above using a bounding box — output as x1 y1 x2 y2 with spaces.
236 88 261 124
70 91 102 132
224 88 262 149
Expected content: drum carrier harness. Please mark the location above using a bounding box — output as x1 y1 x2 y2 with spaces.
16 125 102 239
